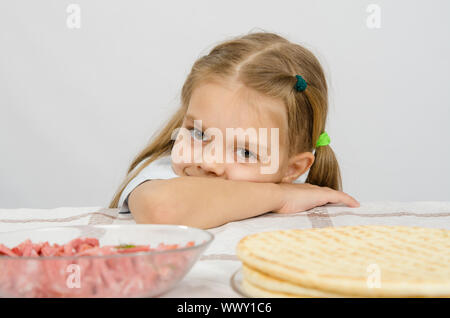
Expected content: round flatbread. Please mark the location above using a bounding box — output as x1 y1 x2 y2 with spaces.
242 277 296 298
243 264 350 297
236 225 450 297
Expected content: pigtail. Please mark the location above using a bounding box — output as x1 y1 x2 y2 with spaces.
299 83 342 192
305 144 343 191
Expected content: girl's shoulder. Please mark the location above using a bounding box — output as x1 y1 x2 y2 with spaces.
118 155 177 213
147 155 172 166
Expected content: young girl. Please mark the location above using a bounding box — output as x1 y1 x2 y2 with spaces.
109 31 360 229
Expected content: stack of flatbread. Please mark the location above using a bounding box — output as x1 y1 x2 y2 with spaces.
236 225 450 297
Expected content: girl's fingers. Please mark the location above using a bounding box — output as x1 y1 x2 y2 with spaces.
341 191 360 207
345 196 360 207
326 190 360 208
346 193 360 207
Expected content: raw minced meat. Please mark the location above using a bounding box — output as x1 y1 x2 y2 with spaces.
0 237 197 297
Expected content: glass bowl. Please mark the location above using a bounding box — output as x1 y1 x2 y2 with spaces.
0 224 213 298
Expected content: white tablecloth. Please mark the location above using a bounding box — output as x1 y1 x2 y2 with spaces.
1 202 449 297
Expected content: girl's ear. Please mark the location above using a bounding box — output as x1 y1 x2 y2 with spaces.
281 152 315 183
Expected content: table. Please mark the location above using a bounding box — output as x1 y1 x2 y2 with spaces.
1 202 449 297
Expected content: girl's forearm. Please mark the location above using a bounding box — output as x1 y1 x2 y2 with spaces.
129 176 283 229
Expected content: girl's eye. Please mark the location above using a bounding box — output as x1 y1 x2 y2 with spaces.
236 147 258 161
189 128 210 142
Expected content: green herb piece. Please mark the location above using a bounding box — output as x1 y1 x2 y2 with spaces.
115 244 136 249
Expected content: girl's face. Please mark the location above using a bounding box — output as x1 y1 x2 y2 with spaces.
171 79 313 183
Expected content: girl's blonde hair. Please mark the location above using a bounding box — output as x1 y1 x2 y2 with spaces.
109 31 342 208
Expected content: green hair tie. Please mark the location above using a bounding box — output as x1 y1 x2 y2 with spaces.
316 131 330 148
294 75 307 92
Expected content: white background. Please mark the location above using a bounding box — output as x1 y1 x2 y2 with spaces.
1 0 449 208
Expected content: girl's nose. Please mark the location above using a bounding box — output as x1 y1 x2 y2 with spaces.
199 159 226 178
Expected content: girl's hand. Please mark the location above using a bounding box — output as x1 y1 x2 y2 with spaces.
274 182 360 214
